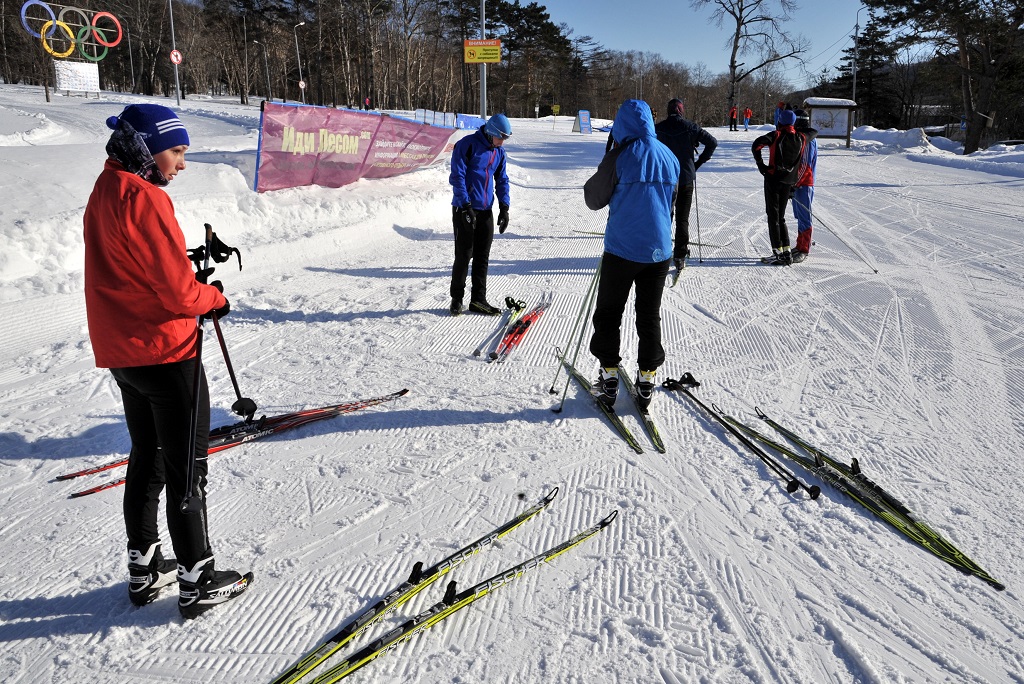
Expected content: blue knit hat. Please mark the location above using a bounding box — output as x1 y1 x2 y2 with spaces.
106 104 189 155
778 110 797 127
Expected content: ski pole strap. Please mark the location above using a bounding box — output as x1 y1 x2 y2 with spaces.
505 296 526 312
662 373 700 391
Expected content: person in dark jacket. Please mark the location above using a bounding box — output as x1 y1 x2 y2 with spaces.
790 109 818 262
584 99 679 410
654 99 718 270
448 113 512 316
84 104 252 619
751 109 817 265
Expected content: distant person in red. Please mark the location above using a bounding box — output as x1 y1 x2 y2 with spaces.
743 106 753 131
364 96 371 110
729 105 739 131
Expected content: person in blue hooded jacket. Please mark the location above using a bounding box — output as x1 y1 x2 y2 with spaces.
448 113 512 316
583 99 679 411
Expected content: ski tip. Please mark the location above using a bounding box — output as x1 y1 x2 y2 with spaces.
601 510 620 525
396 388 410 397
545 486 560 502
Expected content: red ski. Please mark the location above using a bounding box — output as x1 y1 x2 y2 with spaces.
489 298 550 363
61 389 409 497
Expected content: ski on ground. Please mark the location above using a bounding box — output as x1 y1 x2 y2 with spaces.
473 297 526 357
617 368 666 453
269 488 559 684
308 508 618 683
662 374 819 499
63 389 409 497
557 351 643 454
753 409 1004 591
490 297 550 363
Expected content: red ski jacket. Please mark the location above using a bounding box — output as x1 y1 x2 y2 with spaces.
84 159 226 368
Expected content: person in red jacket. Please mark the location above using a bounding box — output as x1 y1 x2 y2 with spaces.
743 106 753 131
84 104 252 619
729 105 739 131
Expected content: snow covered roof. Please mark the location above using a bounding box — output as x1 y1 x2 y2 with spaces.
803 97 857 107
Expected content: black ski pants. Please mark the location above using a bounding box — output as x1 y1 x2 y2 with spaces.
590 252 670 371
450 206 495 304
673 183 695 258
763 178 793 250
111 358 212 567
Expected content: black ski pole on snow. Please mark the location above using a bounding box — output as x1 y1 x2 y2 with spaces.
663 373 820 499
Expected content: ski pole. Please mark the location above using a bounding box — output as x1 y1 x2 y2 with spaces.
181 224 213 515
548 258 601 394
662 374 819 499
793 195 879 274
693 173 703 264
211 313 258 421
552 265 601 413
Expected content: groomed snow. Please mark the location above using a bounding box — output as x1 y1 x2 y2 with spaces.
1 84 1023 683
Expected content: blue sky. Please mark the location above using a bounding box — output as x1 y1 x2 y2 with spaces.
540 0 867 89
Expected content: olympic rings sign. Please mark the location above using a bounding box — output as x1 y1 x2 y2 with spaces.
20 1 122 61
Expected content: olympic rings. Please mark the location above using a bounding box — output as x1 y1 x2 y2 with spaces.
21 1 121 60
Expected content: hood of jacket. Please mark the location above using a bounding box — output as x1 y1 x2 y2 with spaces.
612 99 656 146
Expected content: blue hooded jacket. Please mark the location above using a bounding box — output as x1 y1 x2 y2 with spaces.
449 127 510 210
584 100 679 263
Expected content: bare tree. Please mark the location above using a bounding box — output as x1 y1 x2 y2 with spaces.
690 0 808 117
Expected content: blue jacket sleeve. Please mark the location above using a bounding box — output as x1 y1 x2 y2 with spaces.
449 139 470 207
495 150 511 207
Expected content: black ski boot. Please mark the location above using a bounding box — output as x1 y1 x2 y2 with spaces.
594 367 618 409
128 542 178 606
178 557 254 620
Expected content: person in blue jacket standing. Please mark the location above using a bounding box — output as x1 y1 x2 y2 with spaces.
584 99 679 410
448 113 512 316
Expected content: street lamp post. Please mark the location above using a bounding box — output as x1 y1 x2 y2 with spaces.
852 6 865 125
479 0 487 118
293 21 306 104
168 0 181 105
125 24 135 92
254 40 272 102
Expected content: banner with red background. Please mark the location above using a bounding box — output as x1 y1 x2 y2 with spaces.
255 103 458 192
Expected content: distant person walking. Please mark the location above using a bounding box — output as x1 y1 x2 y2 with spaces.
773 101 787 126
791 109 818 262
84 104 252 619
743 107 753 131
584 99 679 410
655 98 718 269
729 105 739 131
448 113 512 316
751 109 817 265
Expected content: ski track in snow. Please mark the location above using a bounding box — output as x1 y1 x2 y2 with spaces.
1 85 1023 683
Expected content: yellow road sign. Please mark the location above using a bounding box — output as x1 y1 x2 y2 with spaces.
464 39 501 63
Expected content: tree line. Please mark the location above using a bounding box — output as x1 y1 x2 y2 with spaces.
2 0 1021 152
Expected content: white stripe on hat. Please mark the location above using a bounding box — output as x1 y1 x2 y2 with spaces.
155 119 186 133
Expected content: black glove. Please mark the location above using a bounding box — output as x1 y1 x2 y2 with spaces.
203 299 230 322
460 204 476 228
210 280 223 293
694 160 704 171
497 204 509 234
757 164 768 176
195 267 215 284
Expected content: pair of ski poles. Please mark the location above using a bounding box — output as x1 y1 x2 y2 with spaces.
181 224 256 514
549 257 602 413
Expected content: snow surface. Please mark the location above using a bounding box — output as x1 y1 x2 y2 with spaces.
1 83 1023 683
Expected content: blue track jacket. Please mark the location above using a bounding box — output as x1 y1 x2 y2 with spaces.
449 127 510 211
584 100 679 263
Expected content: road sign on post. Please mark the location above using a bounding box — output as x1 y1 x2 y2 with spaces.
170 49 183 65
463 39 501 63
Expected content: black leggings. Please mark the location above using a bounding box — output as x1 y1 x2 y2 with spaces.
590 252 670 371
450 206 495 304
111 359 212 566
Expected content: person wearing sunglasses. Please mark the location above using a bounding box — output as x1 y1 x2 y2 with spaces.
448 113 513 316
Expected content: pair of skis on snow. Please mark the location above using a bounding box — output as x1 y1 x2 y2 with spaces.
268 487 616 683
661 373 1003 591
556 351 665 455
472 295 550 363
56 389 409 498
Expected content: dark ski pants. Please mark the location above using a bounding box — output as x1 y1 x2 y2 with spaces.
590 252 670 371
450 206 495 304
111 359 212 568
793 185 814 253
673 183 695 258
763 179 794 250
